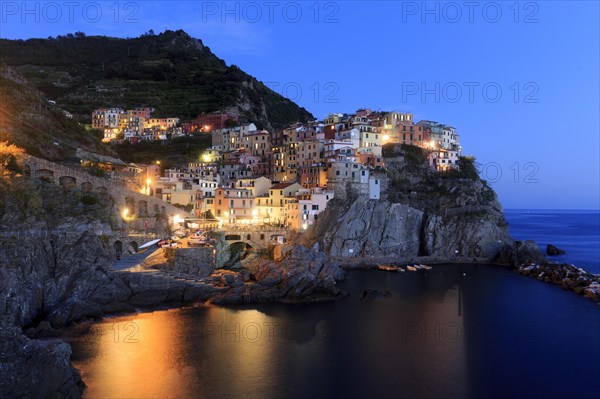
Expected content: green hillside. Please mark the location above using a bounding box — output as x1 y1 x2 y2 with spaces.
0 30 314 130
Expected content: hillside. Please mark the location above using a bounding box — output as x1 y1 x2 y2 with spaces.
0 62 112 160
0 30 314 130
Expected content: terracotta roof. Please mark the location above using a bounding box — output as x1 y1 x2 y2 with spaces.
270 182 298 189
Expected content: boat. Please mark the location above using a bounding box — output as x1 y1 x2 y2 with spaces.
419 264 432 270
406 265 417 272
378 265 400 272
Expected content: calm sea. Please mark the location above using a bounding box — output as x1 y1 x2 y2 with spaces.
504 209 600 273
65 210 600 399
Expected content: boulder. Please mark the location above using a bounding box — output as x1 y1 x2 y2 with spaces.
495 240 547 267
546 244 566 256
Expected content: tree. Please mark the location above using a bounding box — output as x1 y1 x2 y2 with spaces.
0 141 24 177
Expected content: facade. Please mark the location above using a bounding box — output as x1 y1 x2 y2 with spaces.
214 187 255 222
194 111 240 131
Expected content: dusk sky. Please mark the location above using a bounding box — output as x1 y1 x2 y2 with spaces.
1 1 598 209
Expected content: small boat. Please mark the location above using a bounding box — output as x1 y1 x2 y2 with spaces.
419 264 432 270
378 265 399 272
406 265 417 272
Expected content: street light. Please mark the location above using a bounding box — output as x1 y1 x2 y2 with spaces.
122 208 129 219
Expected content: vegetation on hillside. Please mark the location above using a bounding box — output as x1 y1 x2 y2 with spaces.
111 134 211 166
0 30 314 129
0 62 114 160
0 177 116 228
383 144 497 213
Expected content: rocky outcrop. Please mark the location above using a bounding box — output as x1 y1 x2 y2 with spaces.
0 322 84 399
208 246 346 304
495 240 548 267
316 196 511 261
174 248 215 278
547 244 566 256
310 148 518 263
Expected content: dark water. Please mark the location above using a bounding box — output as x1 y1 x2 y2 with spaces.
66 210 600 399
504 209 600 273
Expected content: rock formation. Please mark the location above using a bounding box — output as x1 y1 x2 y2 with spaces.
547 244 567 256
308 146 545 266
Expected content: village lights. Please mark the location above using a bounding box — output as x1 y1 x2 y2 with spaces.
252 209 258 216
202 154 211 163
122 208 129 219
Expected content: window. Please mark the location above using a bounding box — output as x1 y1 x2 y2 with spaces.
312 205 319 210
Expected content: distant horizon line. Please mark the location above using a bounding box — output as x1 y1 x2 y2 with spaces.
504 208 600 212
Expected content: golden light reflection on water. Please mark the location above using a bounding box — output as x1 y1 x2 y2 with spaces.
72 307 288 399
68 272 472 399
76 310 194 398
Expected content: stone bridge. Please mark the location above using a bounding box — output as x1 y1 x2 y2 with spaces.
19 154 194 232
210 227 289 267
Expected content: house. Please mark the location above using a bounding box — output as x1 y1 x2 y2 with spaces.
287 187 335 230
214 187 255 223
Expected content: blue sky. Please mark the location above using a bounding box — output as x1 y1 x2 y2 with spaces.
1 1 599 209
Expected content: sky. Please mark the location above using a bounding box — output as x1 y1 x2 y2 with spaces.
1 1 599 210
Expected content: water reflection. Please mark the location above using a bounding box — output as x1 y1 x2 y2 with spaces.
66 265 600 399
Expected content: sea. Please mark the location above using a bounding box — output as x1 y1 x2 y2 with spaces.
64 210 600 399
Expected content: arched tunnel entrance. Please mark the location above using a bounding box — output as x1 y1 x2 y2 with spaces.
225 241 255 268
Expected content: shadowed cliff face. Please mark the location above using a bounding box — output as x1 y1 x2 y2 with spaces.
312 146 538 264
317 198 511 260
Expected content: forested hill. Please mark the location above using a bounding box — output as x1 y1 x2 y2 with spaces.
0 29 314 130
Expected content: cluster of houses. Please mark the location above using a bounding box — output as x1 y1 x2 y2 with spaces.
105 108 462 230
91 108 240 143
92 107 181 142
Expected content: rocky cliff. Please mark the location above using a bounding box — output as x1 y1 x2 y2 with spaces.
309 145 545 265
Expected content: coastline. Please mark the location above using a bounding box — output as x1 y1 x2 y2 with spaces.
3 257 599 398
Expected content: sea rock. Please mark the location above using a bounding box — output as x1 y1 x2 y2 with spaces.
360 289 391 302
495 240 547 267
547 244 566 256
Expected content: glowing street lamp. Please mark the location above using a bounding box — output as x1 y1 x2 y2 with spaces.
122 208 129 219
